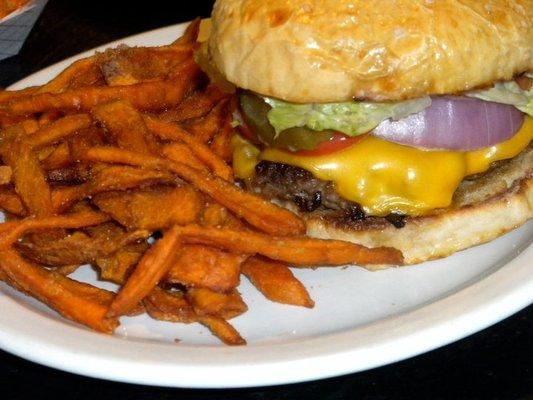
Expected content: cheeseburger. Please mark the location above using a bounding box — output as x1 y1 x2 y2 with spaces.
206 0 532 264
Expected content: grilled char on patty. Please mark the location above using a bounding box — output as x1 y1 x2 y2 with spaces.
245 160 406 228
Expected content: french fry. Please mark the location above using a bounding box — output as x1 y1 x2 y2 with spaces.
0 189 26 216
201 202 230 227
83 220 132 240
107 225 182 317
166 245 244 292
78 222 148 285
0 248 118 333
198 315 246 346
25 227 69 246
160 84 229 122
143 286 246 345
0 56 100 107
37 57 99 93
92 185 203 230
42 257 144 317
67 126 106 161
51 186 91 214
143 286 197 323
0 87 37 104
201 202 247 230
1 59 201 115
92 101 159 154
99 46 194 86
145 116 233 181
40 142 71 170
0 209 111 249
88 165 175 191
161 142 209 172
38 111 63 127
0 165 12 185
184 99 229 143
210 114 234 162
99 52 140 86
36 145 56 162
0 114 25 129
1 59 101 103
96 241 148 284
66 62 106 90
170 18 201 48
17 229 149 266
21 118 39 134
28 114 92 148
16 230 88 266
70 280 144 317
175 225 405 266
186 288 248 320
82 147 306 236
242 256 314 308
51 166 175 213
0 126 52 216
55 264 83 276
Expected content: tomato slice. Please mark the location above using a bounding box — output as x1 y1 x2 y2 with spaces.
238 116 368 156
290 132 368 156
238 123 256 142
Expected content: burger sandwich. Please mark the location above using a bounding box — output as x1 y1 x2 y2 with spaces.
205 0 533 264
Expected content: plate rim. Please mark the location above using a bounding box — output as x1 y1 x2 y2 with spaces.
1 21 532 388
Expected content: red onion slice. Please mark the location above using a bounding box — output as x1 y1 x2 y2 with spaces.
372 96 525 151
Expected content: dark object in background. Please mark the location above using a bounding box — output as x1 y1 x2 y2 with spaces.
0 0 47 61
0 0 214 87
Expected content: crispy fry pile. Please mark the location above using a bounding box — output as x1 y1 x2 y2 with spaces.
0 20 403 345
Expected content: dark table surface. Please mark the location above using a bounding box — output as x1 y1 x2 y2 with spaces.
1 1 532 399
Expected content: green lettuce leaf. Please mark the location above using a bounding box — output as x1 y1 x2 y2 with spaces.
467 80 533 116
263 96 431 137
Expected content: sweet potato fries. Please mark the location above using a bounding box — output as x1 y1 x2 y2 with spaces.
0 20 403 345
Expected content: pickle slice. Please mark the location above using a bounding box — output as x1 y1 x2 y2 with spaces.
239 91 333 151
239 91 276 145
273 127 334 151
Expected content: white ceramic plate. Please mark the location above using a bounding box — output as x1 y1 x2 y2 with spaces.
1 22 532 388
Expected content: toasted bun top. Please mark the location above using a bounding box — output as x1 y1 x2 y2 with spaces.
209 0 532 102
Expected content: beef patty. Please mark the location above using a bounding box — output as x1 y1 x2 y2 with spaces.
244 160 407 228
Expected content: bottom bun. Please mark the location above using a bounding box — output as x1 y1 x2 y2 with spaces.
304 146 532 267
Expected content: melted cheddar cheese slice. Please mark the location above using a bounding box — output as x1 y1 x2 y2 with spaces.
234 117 533 216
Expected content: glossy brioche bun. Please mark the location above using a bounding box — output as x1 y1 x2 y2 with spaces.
209 0 532 103
305 146 533 266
